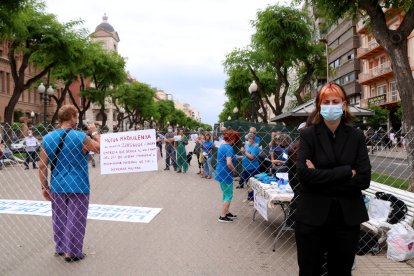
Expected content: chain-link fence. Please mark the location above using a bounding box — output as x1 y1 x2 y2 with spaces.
1 122 414 275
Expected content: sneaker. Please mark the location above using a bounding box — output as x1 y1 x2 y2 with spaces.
236 185 244 189
248 200 254 206
226 213 237 219
164 168 170 171
218 216 233 222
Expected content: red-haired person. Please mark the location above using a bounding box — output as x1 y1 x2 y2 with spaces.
214 130 241 222
295 83 371 275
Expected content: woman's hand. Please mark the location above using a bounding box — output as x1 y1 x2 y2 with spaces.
306 159 315 169
42 188 52 201
272 160 284 165
352 169 356 178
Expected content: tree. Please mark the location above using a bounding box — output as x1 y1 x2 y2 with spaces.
83 47 127 128
112 81 156 129
305 0 414 190
366 106 388 127
223 5 324 123
0 2 83 124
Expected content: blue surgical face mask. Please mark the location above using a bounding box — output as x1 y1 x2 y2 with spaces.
320 104 343 121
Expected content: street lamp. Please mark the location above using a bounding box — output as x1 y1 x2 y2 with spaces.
248 80 258 122
227 115 231 121
37 83 55 125
30 111 35 124
233 106 239 120
150 116 154 128
319 37 329 81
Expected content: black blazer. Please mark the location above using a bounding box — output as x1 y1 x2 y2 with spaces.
296 122 371 226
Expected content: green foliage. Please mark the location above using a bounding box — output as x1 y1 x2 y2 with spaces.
366 105 388 127
371 172 409 190
221 4 325 122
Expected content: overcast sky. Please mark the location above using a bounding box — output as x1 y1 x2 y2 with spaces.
44 0 289 126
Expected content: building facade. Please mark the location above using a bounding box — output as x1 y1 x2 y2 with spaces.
357 8 414 130
87 14 121 131
327 18 362 106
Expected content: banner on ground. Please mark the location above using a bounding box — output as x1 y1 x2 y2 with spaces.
0 200 162 223
100 129 157 174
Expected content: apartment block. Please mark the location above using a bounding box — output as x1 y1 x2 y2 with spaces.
357 9 414 130
327 18 362 106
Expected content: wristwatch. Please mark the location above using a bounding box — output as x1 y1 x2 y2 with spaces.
91 131 99 138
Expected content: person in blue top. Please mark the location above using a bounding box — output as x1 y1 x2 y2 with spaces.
38 105 100 263
249 127 260 145
201 132 214 179
236 133 260 189
215 130 241 223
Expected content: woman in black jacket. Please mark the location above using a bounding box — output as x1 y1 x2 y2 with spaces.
295 83 371 276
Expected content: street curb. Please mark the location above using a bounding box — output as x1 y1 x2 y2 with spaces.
368 153 407 161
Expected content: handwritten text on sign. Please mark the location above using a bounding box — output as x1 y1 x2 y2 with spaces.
100 129 157 174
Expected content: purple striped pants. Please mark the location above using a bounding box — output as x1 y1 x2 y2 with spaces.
51 193 89 257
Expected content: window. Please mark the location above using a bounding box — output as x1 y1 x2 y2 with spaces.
377 84 386 95
347 52 355 61
390 81 398 102
6 72 10 94
370 86 376 97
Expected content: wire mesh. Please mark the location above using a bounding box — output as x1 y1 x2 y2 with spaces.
0 123 413 275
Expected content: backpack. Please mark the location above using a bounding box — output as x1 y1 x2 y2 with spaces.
375 192 408 224
357 230 380 255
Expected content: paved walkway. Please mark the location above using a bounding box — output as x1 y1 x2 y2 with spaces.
368 146 408 160
1 143 414 275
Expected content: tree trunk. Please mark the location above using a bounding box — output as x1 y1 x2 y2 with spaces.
51 78 73 125
387 45 414 192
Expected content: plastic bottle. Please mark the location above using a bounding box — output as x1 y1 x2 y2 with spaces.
278 178 286 191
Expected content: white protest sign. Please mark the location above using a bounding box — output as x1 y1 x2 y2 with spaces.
100 129 157 175
254 190 268 221
0 200 162 224
190 134 198 141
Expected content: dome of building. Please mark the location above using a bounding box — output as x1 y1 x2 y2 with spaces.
95 13 115 32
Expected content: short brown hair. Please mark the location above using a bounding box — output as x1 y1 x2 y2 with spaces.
58 105 77 123
223 130 240 145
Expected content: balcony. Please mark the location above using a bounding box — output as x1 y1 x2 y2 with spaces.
358 62 393 85
357 17 368 34
357 40 385 59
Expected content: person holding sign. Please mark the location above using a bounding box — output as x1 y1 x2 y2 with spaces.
175 129 189 173
38 105 101 263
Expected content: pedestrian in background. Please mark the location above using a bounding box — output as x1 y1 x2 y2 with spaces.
24 130 40 170
194 128 204 175
175 128 188 173
295 83 371 275
164 126 177 171
215 130 241 223
38 105 100 263
201 132 214 179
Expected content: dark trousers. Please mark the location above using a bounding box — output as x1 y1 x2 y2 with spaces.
24 151 37 168
165 146 177 170
52 193 89 257
157 144 163 157
295 201 359 276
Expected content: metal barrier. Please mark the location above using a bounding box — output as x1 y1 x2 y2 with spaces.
0 123 413 275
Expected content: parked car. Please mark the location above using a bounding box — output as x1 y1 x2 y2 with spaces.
10 140 25 153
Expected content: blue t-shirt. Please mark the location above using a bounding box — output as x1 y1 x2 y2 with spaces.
42 129 89 193
202 140 214 157
242 143 260 171
214 144 236 184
